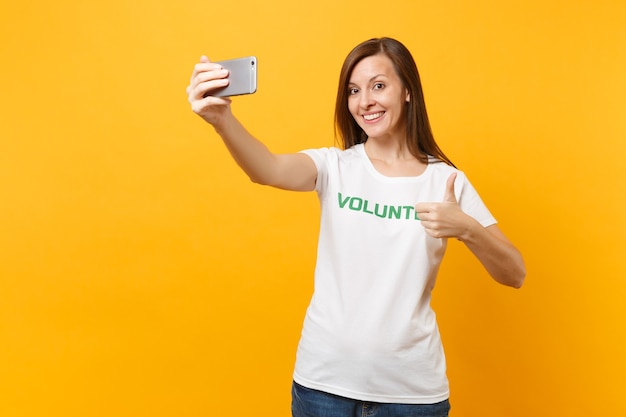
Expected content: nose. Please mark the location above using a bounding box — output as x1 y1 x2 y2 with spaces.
359 90 375 109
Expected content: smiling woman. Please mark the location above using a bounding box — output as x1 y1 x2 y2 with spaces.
187 36 525 417
335 38 455 169
347 54 410 148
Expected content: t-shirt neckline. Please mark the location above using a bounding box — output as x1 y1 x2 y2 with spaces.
356 143 433 183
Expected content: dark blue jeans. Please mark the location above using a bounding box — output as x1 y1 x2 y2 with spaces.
292 381 450 417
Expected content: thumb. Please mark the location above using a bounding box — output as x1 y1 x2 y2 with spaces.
443 173 458 203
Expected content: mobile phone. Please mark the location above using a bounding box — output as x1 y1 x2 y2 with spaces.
212 56 257 97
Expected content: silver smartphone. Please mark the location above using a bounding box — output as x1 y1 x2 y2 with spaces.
212 56 257 97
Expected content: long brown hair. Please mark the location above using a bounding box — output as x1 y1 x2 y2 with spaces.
334 37 455 167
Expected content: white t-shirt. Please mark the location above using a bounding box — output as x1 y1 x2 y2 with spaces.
292 144 496 404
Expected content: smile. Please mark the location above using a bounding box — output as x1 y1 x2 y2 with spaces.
363 111 384 121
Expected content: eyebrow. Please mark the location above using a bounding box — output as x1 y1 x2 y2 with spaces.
348 73 387 86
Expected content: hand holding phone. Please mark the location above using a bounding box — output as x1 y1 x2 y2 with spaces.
209 56 257 97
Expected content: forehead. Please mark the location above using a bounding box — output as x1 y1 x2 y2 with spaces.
349 54 397 83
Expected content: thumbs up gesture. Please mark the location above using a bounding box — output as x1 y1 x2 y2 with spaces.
415 173 472 240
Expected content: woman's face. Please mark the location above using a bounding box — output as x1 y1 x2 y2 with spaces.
347 54 409 143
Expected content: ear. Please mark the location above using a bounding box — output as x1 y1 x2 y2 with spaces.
405 89 410 102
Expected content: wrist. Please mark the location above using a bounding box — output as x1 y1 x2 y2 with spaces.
457 216 481 242
210 108 235 135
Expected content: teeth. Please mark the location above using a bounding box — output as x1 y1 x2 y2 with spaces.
364 112 384 121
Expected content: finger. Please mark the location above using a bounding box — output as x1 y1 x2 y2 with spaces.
188 78 228 103
190 57 225 84
443 173 458 203
414 202 431 215
200 77 230 99
414 203 435 222
190 65 225 86
189 69 230 100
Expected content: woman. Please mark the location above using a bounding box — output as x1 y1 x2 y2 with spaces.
187 37 525 417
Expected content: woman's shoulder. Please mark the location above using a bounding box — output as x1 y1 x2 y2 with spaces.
301 144 362 160
427 156 460 174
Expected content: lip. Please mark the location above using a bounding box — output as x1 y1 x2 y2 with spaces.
362 111 385 123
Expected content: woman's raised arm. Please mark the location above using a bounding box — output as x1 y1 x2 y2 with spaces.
187 56 317 191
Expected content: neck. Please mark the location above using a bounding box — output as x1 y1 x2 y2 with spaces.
364 139 413 163
363 140 427 177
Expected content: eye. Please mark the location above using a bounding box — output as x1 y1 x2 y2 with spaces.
348 87 359 95
373 82 385 90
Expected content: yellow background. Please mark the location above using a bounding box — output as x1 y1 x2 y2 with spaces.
1 1 625 416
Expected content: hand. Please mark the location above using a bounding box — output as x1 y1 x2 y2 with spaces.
415 173 473 239
186 56 232 126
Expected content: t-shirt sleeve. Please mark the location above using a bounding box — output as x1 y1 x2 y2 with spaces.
456 171 497 228
299 147 331 195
